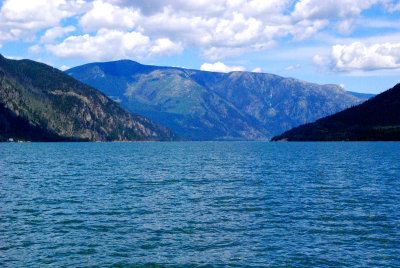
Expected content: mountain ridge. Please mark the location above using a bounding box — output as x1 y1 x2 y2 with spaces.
271 83 400 141
0 55 178 142
68 60 364 140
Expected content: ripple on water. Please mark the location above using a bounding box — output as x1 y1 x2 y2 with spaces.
1 142 400 267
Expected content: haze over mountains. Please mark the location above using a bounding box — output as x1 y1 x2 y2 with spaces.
272 83 400 141
68 60 364 141
0 55 177 142
347 91 375 100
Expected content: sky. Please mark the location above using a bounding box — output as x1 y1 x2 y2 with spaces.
0 0 400 93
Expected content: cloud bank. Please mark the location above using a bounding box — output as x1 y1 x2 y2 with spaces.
200 62 246 73
313 42 400 72
0 0 399 74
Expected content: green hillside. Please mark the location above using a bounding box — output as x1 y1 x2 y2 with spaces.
0 55 178 142
68 60 363 140
272 83 400 141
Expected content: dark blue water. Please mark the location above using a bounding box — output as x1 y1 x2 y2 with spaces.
1 142 400 267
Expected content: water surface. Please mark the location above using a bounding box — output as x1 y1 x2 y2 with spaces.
1 142 400 267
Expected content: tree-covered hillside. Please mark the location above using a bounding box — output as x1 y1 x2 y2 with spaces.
0 55 178 142
68 60 363 140
272 83 400 141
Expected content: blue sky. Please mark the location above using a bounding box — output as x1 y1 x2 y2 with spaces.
1 0 400 93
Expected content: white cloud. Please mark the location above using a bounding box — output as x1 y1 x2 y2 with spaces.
252 67 262 72
241 0 291 17
2 0 400 64
4 55 23 60
335 19 355 35
202 41 276 61
60 65 69 71
46 29 182 61
290 19 329 41
312 54 329 66
77 0 292 60
40 26 76 43
136 9 216 47
0 0 86 45
1 0 82 27
110 0 226 16
46 29 150 61
291 0 388 20
28 44 42 54
211 13 263 47
383 1 400 12
79 0 139 31
285 63 301 70
200 62 246 73
331 42 400 71
150 38 183 56
113 0 290 18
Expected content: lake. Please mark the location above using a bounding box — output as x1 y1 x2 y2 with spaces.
1 142 400 267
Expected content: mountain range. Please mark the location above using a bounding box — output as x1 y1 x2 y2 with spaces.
272 83 400 141
0 55 178 142
67 60 364 140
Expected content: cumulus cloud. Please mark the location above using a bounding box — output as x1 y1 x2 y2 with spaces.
28 44 42 54
79 0 139 31
252 67 262 73
46 29 182 61
109 0 289 18
40 0 340 60
330 42 400 71
59 65 69 71
290 19 329 41
312 54 329 66
202 42 276 61
200 62 246 73
150 38 183 56
4 55 23 60
313 41 400 72
335 19 355 35
291 0 387 20
40 26 76 43
135 8 277 60
0 0 86 45
383 1 400 12
0 0 84 28
1 0 399 63
285 63 301 70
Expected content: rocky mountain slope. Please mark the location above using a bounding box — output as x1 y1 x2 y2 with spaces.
271 83 400 141
0 55 178 142
68 60 364 140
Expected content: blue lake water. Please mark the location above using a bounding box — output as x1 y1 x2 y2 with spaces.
1 142 400 267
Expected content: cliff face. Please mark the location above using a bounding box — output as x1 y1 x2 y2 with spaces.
0 55 178 142
272 83 400 141
68 60 363 140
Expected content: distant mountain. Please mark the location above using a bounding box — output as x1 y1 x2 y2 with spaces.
271 83 400 141
0 55 178 142
347 91 375 100
67 60 364 140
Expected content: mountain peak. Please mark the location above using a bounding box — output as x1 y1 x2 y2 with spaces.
0 56 178 142
68 60 364 140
